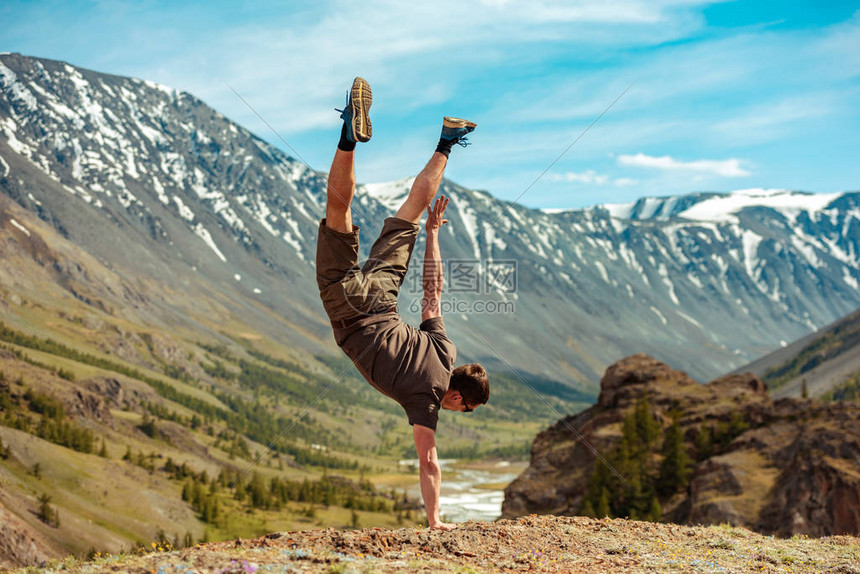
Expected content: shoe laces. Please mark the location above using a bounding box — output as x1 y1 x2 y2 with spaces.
455 135 471 147
334 91 350 119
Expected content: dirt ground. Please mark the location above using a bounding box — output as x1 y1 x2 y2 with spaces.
19 515 860 573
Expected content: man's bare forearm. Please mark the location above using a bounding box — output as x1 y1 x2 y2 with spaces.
413 425 454 530
422 229 443 316
418 458 443 527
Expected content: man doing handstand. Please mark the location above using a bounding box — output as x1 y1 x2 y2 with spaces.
316 77 490 530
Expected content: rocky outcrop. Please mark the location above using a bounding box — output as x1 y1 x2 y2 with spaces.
756 423 860 536
0 498 58 568
503 354 860 537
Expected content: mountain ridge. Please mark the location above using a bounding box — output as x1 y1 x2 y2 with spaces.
2 52 860 387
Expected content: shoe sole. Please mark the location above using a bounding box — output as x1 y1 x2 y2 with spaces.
443 116 476 130
350 77 372 143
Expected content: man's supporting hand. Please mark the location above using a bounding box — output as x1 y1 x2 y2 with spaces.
413 424 457 530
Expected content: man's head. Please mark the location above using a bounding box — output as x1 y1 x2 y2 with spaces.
441 363 489 413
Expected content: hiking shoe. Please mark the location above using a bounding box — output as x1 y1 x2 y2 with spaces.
440 117 477 145
336 77 372 143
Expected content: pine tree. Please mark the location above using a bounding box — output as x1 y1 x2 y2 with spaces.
249 473 268 509
596 487 611 518
203 498 218 523
801 378 808 399
182 480 194 502
98 438 108 458
138 414 157 438
695 425 712 459
658 416 692 496
234 480 246 502
193 481 205 508
37 492 58 526
580 498 596 518
647 494 662 522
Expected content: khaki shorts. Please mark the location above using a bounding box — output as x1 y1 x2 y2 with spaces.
316 217 420 321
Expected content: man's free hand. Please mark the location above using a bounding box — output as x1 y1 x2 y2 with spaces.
426 195 449 233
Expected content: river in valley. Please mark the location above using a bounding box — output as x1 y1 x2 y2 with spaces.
399 459 528 523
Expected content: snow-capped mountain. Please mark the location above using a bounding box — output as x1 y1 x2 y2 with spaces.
2 53 859 390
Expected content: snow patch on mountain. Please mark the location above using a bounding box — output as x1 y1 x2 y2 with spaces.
602 202 635 220
152 177 169 205
677 310 702 328
449 191 482 260
678 189 841 223
194 223 227 262
650 306 668 325
173 196 195 221
843 268 859 290
0 62 38 111
541 207 573 215
741 230 763 278
362 178 413 213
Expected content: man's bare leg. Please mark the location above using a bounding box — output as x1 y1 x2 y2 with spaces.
326 77 372 233
395 117 476 223
326 149 356 233
395 152 447 224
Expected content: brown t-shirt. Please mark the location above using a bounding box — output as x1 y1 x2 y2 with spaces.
334 313 456 431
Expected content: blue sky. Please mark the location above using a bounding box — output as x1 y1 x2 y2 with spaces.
2 0 858 209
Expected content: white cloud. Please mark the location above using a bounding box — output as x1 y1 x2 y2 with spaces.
547 170 638 188
481 0 720 25
617 153 751 177
614 177 638 187
550 170 609 184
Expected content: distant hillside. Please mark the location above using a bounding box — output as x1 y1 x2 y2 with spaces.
0 321 560 565
731 307 860 399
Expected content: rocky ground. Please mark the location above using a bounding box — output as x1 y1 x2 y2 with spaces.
12 515 859 573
